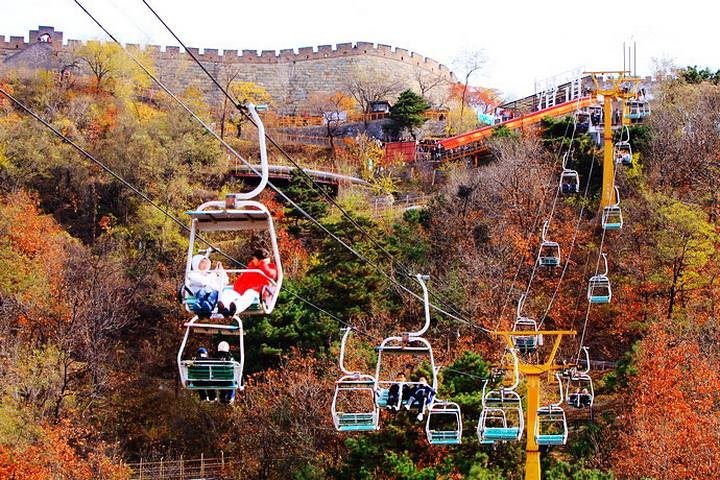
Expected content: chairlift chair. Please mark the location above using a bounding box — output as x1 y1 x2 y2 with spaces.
565 347 594 408
512 295 543 354
181 104 284 316
331 328 380 432
535 373 568 446
177 315 245 396
477 350 524 443
574 111 590 134
538 221 561 267
425 400 463 445
374 275 437 411
587 253 612 304
559 151 580 194
601 187 623 230
614 142 633 166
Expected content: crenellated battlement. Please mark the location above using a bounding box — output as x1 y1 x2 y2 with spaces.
1 26 453 74
1 26 456 112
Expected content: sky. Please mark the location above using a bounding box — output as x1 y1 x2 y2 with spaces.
1 0 717 100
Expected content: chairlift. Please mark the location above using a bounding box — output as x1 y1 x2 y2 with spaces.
535 373 568 446
559 151 580 194
477 349 524 443
624 100 651 123
574 111 590 134
177 315 245 399
181 104 284 316
425 400 463 445
565 347 594 409
512 295 542 354
538 221 561 267
374 275 437 412
331 328 380 432
601 187 623 230
614 127 633 166
587 253 612 304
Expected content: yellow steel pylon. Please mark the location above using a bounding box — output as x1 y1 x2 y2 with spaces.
493 330 576 480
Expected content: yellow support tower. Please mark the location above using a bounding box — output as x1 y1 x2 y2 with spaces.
585 71 641 209
493 330 576 480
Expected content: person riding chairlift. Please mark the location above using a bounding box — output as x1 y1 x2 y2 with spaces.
186 254 228 317
218 248 277 316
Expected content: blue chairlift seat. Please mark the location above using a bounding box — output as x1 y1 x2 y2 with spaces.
483 427 521 441
375 388 389 408
601 206 623 230
587 274 612 304
538 241 561 267
535 406 568 446
336 413 377 431
426 401 462 445
428 430 461 445
184 360 241 390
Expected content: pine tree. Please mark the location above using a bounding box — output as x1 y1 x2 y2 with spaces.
386 89 430 140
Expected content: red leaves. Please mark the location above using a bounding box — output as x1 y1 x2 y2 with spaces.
610 322 720 479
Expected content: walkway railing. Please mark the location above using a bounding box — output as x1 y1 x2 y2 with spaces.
126 454 234 480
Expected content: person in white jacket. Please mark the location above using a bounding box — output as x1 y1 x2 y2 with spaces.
186 254 228 317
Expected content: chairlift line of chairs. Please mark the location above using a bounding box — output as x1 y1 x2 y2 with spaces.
177 104 282 399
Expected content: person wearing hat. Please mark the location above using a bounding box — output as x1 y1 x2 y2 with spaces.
216 341 236 404
186 254 228 317
193 346 216 402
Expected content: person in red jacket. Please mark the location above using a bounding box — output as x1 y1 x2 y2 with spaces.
218 248 277 315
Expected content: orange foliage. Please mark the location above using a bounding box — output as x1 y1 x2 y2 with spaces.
448 82 501 112
610 322 720 479
0 190 68 316
259 190 309 276
226 353 342 477
0 423 129 480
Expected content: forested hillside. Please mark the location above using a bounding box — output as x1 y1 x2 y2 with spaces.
1 57 719 480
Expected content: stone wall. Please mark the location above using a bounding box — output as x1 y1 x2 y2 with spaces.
1 26 456 111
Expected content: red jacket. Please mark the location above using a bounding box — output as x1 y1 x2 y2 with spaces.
233 258 277 294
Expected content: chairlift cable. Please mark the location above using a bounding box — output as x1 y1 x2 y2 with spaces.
575 133 625 363
0 92 493 391
136 0 470 322
496 100 579 331
73 0 484 333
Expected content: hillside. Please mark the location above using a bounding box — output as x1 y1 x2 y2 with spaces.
1 60 720 480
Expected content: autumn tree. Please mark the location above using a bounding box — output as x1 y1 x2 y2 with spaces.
225 80 272 138
306 91 356 151
414 69 451 107
610 321 720 479
73 41 151 96
344 64 402 127
452 49 487 123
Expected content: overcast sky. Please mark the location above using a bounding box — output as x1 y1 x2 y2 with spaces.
1 0 716 100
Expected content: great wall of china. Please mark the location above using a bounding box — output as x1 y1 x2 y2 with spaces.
1 26 456 112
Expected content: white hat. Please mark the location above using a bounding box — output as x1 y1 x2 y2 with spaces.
191 254 207 270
